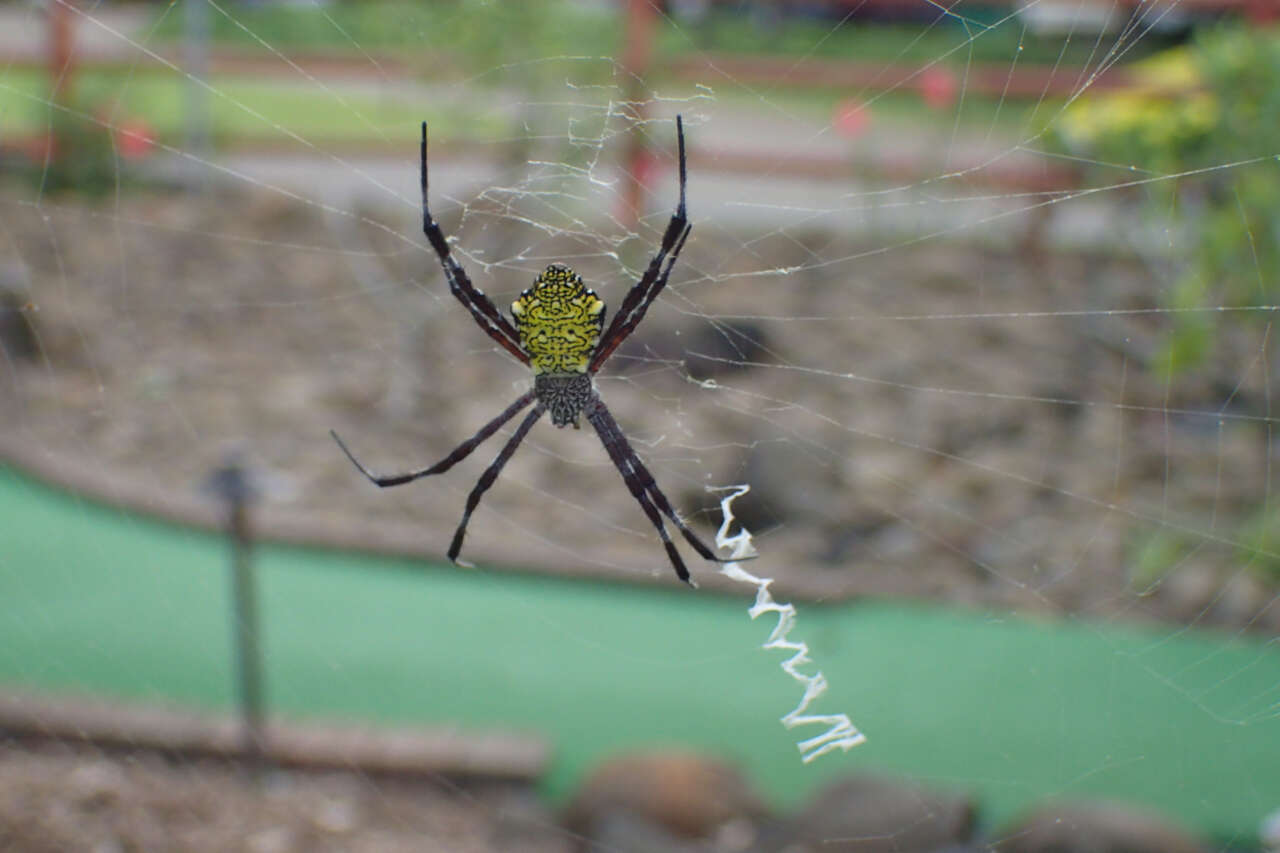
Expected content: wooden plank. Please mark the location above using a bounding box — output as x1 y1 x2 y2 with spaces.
670 53 1191 100
0 690 550 783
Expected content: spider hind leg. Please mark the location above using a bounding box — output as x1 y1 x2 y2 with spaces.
585 396 729 586
329 390 535 488
447 404 546 564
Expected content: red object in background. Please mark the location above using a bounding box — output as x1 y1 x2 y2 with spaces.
48 0 74 103
919 66 959 110
618 0 659 228
632 148 658 192
116 120 155 160
1246 0 1278 23
833 98 872 138
22 132 57 163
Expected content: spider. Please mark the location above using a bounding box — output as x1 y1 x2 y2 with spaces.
330 116 732 585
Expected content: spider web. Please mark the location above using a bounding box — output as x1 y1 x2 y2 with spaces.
0 0 1278 850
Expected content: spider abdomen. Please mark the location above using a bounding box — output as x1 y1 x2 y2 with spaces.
535 372 594 428
511 264 605 375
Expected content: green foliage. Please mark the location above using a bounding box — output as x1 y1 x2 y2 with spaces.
1129 505 1280 589
0 67 505 154
1058 27 1280 372
1128 529 1194 591
149 1 1173 84
667 9 1169 67
148 0 619 83
1236 504 1280 581
31 89 121 197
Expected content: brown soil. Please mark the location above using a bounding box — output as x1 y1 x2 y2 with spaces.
2 184 1277 631
0 740 569 853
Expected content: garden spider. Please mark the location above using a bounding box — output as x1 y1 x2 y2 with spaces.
331 116 732 585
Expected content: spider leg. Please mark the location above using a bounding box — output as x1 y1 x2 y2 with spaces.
331 390 535 488
589 115 692 374
420 121 530 366
585 402 691 585
588 397 730 571
448 403 546 563
587 396 732 585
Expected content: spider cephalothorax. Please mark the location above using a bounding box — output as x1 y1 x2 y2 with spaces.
512 263 605 376
513 263 604 428
330 117 732 584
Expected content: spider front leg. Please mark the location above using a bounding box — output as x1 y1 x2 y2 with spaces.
589 115 693 374
420 121 531 367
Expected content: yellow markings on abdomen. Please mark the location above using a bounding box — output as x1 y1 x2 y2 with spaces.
511 264 605 374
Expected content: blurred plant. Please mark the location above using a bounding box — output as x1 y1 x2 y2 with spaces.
148 1 618 85
1235 504 1280 582
41 109 115 196
22 88 124 198
1066 29 1280 589
1057 26 1280 373
1127 529 1191 592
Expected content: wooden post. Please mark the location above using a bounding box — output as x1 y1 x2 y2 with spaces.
619 0 659 228
1245 0 1278 23
48 0 74 104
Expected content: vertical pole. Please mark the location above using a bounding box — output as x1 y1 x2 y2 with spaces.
48 0 74 105
1245 0 1277 24
183 0 212 179
206 459 268 771
619 0 658 228
228 493 267 769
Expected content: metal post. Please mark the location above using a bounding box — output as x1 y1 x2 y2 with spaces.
205 460 267 770
183 0 212 177
229 492 266 767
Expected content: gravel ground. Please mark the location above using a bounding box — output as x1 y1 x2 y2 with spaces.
0 741 570 853
2 183 1277 631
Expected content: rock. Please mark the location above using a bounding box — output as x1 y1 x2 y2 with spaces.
0 263 37 364
1260 805 1280 852
991 800 1211 853
757 774 976 853
563 751 769 851
583 810 714 853
730 438 847 533
612 319 772 380
684 320 772 381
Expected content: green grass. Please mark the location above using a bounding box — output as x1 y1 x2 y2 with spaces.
143 1 1174 73
146 1 620 79
0 67 502 147
2 464 1278 842
0 61 1057 158
664 10 1176 68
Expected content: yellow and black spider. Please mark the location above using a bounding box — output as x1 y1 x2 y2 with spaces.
331 116 730 584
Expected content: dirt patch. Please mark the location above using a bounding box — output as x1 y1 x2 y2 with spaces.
2 184 1276 630
0 740 568 853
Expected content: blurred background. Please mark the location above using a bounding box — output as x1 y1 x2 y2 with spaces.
1 0 1279 850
